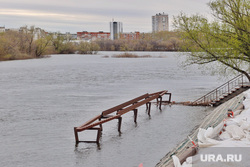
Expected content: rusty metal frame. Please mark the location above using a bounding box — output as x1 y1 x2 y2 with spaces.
74 90 171 145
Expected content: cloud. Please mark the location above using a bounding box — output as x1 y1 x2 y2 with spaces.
0 0 211 33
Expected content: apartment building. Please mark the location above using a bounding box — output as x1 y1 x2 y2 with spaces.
120 31 140 40
19 26 47 40
110 21 123 40
77 31 110 42
152 13 169 32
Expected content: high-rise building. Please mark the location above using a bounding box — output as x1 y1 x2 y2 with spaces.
152 13 169 32
110 21 123 40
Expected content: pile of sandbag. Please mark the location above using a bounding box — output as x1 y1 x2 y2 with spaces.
173 89 250 167
198 89 250 146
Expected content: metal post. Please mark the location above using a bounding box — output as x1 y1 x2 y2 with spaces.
242 74 244 86
168 93 172 103
74 127 79 144
148 102 151 116
99 118 103 131
96 128 101 144
216 89 218 101
118 117 122 132
159 97 162 110
133 109 138 123
99 124 103 131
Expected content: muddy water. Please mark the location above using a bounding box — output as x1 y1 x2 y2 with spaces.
0 52 226 167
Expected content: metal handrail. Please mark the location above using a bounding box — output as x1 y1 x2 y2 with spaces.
193 74 249 105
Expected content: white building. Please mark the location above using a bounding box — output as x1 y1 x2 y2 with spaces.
19 26 47 40
110 21 123 40
0 26 5 33
152 13 169 32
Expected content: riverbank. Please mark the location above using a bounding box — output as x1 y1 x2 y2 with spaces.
0 54 51 61
156 90 247 167
180 89 250 166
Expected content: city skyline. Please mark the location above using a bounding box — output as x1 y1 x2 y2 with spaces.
0 0 211 33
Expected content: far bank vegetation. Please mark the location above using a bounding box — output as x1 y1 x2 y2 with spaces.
111 53 151 58
0 27 183 61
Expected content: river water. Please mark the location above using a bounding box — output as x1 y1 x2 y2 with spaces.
0 52 227 167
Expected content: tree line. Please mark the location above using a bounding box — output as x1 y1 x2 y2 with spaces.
0 28 101 61
0 29 183 61
96 31 182 51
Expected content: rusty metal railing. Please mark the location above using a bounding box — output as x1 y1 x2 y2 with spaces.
74 90 171 145
192 74 249 106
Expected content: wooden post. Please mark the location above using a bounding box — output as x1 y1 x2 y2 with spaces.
74 127 79 144
134 109 138 123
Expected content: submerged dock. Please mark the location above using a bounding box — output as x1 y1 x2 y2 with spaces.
74 90 171 145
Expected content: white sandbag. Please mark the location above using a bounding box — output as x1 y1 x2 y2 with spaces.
240 120 250 131
211 139 250 147
246 132 250 141
172 155 193 167
204 127 214 138
172 155 181 167
225 124 245 140
181 156 192 167
205 124 223 139
219 131 232 140
197 128 206 143
243 99 250 109
198 142 219 147
185 157 192 164
225 119 238 126
211 122 224 137
238 108 250 120
197 128 221 147
198 124 222 142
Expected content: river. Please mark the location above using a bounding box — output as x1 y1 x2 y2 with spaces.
0 52 227 167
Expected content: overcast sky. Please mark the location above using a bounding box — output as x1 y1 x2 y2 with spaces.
0 0 211 33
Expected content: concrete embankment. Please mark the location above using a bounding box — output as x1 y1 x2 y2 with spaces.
156 92 245 167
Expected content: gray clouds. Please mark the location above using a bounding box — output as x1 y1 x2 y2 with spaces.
0 0 211 33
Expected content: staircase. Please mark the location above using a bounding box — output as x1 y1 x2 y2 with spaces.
192 74 250 106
